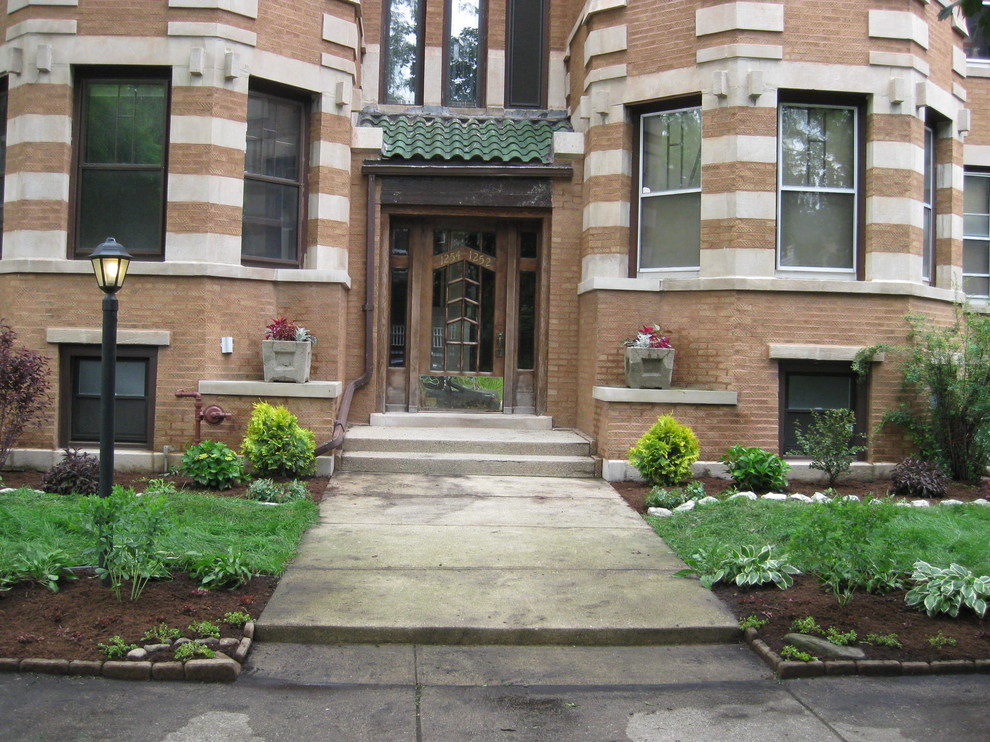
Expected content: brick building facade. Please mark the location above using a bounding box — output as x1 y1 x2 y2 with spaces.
0 0 985 479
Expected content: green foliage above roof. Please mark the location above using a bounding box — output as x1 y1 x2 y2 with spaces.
359 113 572 165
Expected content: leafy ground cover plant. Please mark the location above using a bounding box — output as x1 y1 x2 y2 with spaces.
779 645 817 662
905 560 990 618
141 622 183 643
77 485 171 602
97 636 138 659
181 440 246 490
246 478 309 504
890 456 949 499
242 402 316 477
689 544 800 590
222 611 252 628
186 548 253 590
719 446 789 493
928 631 957 649
863 632 902 648
0 322 53 471
825 627 857 646
10 545 76 592
739 615 768 630
789 408 865 488
789 616 823 635
187 619 221 639
175 642 217 661
627 415 700 487
40 448 99 496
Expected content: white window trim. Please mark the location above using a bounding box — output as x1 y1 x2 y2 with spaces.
637 105 702 274
964 170 990 298
776 102 859 275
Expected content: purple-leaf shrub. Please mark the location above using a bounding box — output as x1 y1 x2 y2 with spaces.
0 322 53 470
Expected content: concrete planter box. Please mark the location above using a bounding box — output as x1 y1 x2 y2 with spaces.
624 347 674 389
262 340 313 383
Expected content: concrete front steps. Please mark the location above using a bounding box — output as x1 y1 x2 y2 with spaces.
339 413 598 478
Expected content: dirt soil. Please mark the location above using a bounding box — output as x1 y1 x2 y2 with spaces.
0 470 328 663
612 477 990 663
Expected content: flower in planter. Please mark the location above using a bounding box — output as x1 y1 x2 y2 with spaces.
622 324 672 349
264 316 317 345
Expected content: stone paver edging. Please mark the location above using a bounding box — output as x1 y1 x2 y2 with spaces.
0 622 255 683
743 627 990 679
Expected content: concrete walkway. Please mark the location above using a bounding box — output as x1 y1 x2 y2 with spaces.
256 473 738 645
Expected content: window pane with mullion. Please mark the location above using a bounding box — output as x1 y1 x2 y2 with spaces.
384 0 424 105
964 173 990 297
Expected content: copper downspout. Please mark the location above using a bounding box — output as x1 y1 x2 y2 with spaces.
315 173 377 455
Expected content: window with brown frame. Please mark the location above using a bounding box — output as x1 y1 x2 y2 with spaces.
444 0 485 107
505 0 547 108
779 361 867 458
382 0 426 105
242 85 307 266
73 71 169 259
60 345 157 448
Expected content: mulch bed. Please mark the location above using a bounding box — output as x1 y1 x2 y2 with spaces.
0 470 328 666
612 477 990 669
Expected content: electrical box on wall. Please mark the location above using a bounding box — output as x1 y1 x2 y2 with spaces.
220 337 234 354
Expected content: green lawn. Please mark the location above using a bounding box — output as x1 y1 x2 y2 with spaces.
0 487 319 578
648 498 990 577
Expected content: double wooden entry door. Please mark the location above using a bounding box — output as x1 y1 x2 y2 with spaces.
386 218 540 413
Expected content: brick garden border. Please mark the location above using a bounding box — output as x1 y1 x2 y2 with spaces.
743 627 990 679
0 622 255 682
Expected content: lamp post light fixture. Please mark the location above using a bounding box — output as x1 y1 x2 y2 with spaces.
89 237 132 498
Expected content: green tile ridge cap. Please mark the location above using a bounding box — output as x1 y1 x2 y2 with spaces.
358 112 572 164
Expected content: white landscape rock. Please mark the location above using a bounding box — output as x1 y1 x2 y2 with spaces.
674 500 696 512
728 492 758 501
696 496 721 506
810 492 832 503
969 498 990 506
911 499 931 508
840 495 861 503
761 493 788 501
788 493 812 503
939 499 965 506
646 507 673 517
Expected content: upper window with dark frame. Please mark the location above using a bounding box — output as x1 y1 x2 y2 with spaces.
637 105 702 272
505 0 546 108
60 344 157 447
445 0 485 107
778 103 858 273
383 0 425 105
779 361 867 458
966 9 990 59
74 73 169 259
242 87 306 266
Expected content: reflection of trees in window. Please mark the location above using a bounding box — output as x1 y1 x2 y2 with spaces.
384 0 423 105
778 104 857 271
447 0 481 106
77 78 167 258
638 107 702 271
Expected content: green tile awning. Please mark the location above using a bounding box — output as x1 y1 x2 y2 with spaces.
360 113 572 165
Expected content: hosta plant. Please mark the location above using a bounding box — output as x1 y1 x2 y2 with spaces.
905 560 990 618
690 544 800 590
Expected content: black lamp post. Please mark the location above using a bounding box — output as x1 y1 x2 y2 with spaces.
89 237 132 498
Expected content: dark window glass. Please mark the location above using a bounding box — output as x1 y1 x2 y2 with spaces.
506 0 546 107
517 271 536 370
390 267 408 367
967 14 990 59
446 0 483 107
67 352 154 446
781 367 861 455
384 0 424 105
242 90 304 265
76 78 167 257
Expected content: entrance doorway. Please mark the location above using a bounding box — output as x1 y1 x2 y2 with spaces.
386 219 541 413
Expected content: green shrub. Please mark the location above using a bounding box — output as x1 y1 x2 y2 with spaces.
181 440 245 490
905 560 990 618
891 456 949 499
77 485 171 602
720 445 789 493
627 416 700 487
41 448 99 496
644 487 688 510
789 408 865 488
242 402 316 477
0 322 53 471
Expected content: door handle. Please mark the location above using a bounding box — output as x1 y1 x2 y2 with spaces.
495 331 505 358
